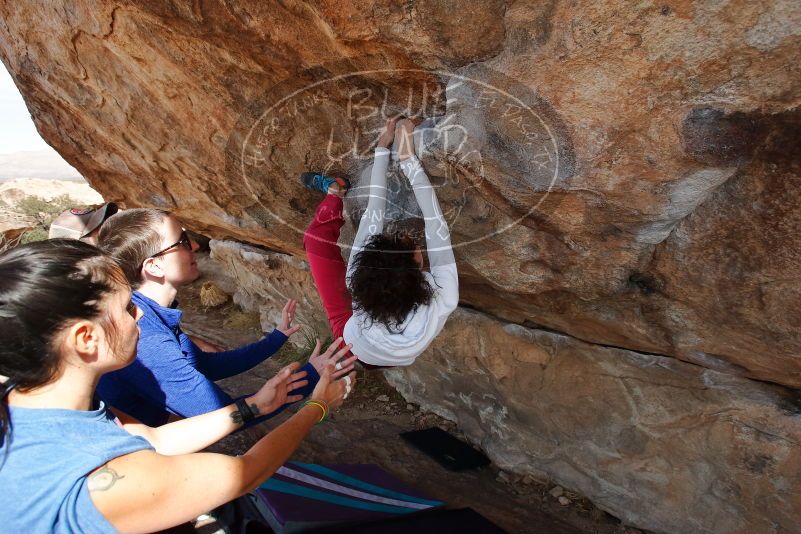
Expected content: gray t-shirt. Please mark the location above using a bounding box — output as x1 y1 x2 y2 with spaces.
0 399 153 532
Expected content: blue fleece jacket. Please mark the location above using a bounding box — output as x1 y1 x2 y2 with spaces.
97 291 318 426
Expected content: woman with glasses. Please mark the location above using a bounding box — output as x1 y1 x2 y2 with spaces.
302 116 459 368
95 209 357 426
0 239 353 532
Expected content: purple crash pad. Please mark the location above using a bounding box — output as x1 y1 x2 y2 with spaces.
251 462 444 533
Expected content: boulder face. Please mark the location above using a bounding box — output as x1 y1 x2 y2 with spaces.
208 239 330 338
201 239 801 533
385 309 801 534
2 1 800 531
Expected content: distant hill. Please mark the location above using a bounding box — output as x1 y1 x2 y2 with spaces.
0 150 83 181
0 178 103 207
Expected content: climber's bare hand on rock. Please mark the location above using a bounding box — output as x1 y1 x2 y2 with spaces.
397 118 418 160
377 115 403 149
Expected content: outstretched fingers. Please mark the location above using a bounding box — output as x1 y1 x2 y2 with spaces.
332 355 357 379
282 298 297 314
280 369 309 404
287 368 309 392
326 342 354 371
287 379 309 392
276 362 301 378
284 325 302 336
278 299 300 336
327 342 352 361
341 371 357 400
288 368 308 380
322 337 345 357
269 363 301 387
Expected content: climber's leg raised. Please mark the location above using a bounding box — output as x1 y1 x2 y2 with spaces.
301 173 353 340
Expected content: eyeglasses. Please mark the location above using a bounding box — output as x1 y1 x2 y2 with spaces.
150 230 192 258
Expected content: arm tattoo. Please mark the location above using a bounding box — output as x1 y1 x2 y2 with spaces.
88 465 125 492
229 403 260 425
230 409 244 425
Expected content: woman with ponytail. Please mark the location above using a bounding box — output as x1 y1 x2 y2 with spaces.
0 239 354 532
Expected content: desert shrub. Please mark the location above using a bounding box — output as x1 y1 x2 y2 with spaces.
20 227 49 244
16 194 84 244
17 194 77 226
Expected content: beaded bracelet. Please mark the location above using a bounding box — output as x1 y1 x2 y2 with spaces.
302 400 329 423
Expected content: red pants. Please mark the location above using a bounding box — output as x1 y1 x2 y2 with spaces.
304 195 388 370
303 195 353 340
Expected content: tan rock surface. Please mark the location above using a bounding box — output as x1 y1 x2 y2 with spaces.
208 239 329 339
175 263 633 534
200 241 801 533
385 307 801 533
1 1 798 386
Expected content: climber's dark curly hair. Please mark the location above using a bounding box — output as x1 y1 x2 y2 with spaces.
348 232 434 332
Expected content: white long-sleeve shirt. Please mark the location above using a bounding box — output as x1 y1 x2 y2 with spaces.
343 148 459 367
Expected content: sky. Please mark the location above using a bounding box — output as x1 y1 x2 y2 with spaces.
0 62 83 181
0 62 55 155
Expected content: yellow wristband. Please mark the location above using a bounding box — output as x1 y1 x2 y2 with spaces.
304 401 327 423
302 400 328 423
312 400 329 421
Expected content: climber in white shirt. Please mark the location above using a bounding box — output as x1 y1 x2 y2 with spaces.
301 116 459 368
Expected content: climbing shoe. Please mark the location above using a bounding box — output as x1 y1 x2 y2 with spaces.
300 172 349 194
